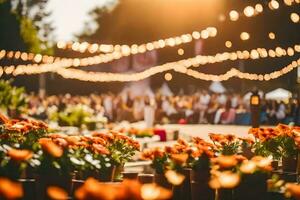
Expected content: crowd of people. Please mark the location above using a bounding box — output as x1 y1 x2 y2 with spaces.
27 90 300 126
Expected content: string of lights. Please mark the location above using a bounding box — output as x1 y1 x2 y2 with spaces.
1 44 298 75
55 0 299 54
0 26 217 65
51 58 300 82
0 3 298 66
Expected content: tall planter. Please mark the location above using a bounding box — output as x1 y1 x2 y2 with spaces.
35 173 74 199
113 165 123 182
154 172 172 189
172 168 192 200
190 170 214 200
282 155 299 173
234 173 268 200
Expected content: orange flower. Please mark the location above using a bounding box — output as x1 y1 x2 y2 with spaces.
53 138 68 148
0 113 9 124
47 186 68 200
177 138 188 147
39 138 64 158
75 178 118 200
141 149 154 160
209 133 225 143
153 148 165 158
48 133 67 139
7 149 33 162
65 136 81 146
92 132 114 142
285 183 300 200
170 153 188 165
0 177 23 199
141 183 172 200
276 124 292 136
92 144 110 155
211 155 238 169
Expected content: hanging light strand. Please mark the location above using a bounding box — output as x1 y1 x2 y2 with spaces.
1 44 299 74
53 58 300 82
55 0 299 54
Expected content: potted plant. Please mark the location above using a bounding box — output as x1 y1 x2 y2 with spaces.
0 80 28 119
141 147 171 189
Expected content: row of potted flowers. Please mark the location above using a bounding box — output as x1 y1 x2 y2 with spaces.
0 113 142 199
141 124 300 200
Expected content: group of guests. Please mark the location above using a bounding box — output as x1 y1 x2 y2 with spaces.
27 90 300 126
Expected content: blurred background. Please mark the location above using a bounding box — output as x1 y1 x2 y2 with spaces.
0 0 299 95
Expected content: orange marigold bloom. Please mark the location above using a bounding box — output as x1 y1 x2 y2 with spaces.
170 153 188 165
0 177 23 199
92 132 114 142
65 136 81 146
92 144 110 155
177 138 188 147
39 138 64 158
211 155 238 169
286 183 300 200
0 113 9 124
47 186 68 200
7 149 33 162
141 149 154 160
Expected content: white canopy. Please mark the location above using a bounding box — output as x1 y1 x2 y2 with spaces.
265 88 292 100
209 81 226 93
160 83 173 96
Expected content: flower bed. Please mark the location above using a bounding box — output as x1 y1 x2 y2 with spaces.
1 113 300 200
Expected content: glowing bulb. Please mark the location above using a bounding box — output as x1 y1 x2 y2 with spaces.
229 10 239 21
244 6 255 17
269 0 280 10
240 32 250 40
225 41 232 48
284 0 293 6
255 4 264 13
164 73 173 81
201 30 209 39
192 31 201 39
268 32 276 40
207 27 218 37
34 54 42 62
177 48 184 56
290 13 300 23
57 41 66 49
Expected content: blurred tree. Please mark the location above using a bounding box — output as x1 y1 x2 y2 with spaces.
0 0 26 51
0 0 53 54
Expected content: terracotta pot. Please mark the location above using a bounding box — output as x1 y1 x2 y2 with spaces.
35 173 74 199
234 173 268 200
154 173 172 189
282 156 297 172
172 168 192 200
190 170 214 200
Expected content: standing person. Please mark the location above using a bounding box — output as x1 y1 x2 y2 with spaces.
250 89 260 128
103 94 114 121
198 90 210 123
276 101 286 123
144 97 155 128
